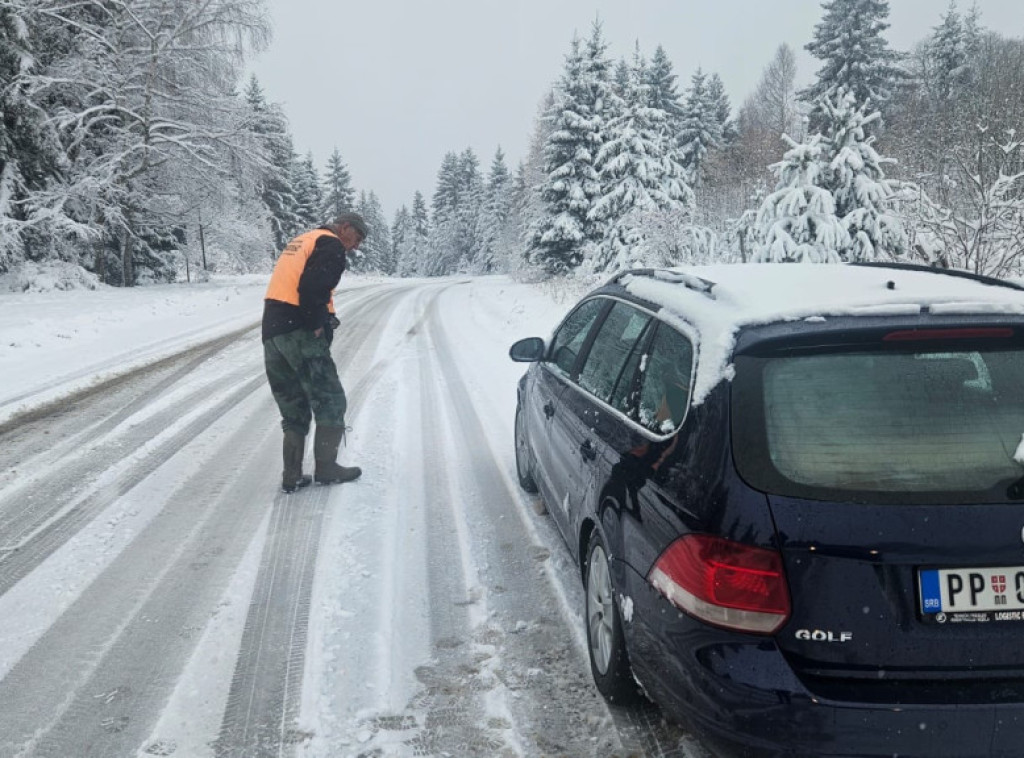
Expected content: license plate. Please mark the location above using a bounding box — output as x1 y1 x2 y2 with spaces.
919 566 1024 615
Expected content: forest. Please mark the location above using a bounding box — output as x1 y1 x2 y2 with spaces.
1 0 1022 286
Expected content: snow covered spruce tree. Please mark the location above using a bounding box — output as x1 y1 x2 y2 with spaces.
753 135 849 263
245 77 301 256
753 88 904 264
453 148 484 272
354 190 391 273
390 205 410 276
928 1 970 102
425 152 462 276
678 69 719 191
531 22 619 274
530 35 603 274
425 148 484 276
477 147 513 273
513 91 556 271
321 148 355 220
588 46 693 273
499 162 534 274
423 150 464 274
0 5 64 271
645 45 685 133
819 89 907 261
801 0 903 127
706 74 735 143
693 72 737 211
396 191 429 277
292 152 323 231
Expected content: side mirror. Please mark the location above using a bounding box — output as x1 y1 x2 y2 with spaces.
509 337 546 362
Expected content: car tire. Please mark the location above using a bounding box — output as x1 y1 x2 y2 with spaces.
514 403 539 494
585 532 639 704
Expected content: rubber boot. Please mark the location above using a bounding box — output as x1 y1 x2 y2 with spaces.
314 425 362 484
282 430 313 493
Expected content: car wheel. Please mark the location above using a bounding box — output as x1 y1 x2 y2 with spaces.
585 532 639 704
514 403 538 493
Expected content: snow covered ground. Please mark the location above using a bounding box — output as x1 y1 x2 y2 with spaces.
0 274 279 425
0 273 698 757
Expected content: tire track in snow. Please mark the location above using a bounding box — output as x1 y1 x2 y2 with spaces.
396 286 525 757
0 323 258 488
213 282 420 758
0 279 428 758
432 284 706 758
214 487 329 758
291 282 476 756
0 282 400 604
0 333 263 532
0 390 279 758
0 352 265 546
423 288 629 758
348 283 519 757
345 284 626 757
0 370 268 600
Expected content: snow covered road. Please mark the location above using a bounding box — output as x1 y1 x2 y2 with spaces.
0 277 700 758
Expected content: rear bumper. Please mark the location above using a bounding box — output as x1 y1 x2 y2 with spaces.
623 574 1024 757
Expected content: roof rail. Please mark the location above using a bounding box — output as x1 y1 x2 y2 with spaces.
605 267 657 286
850 261 1024 293
607 267 717 299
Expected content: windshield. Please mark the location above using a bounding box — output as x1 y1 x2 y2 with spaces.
733 347 1024 503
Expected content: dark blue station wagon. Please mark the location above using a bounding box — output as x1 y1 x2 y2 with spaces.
511 262 1024 757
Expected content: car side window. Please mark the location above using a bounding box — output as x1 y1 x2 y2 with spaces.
578 303 651 403
638 324 694 434
548 299 607 376
609 330 650 416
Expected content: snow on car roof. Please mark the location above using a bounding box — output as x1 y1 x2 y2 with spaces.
620 263 1024 405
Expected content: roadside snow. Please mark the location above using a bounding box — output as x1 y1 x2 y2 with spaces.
0 274 374 425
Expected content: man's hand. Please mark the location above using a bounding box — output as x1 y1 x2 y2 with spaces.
313 327 324 338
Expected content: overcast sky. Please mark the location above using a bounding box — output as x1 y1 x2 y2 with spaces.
249 0 1024 219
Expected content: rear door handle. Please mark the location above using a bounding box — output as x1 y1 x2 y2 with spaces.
543 401 555 419
580 440 597 461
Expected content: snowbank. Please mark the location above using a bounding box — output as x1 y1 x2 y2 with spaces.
0 274 275 424
0 261 101 293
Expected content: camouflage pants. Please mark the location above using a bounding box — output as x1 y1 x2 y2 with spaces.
263 329 347 436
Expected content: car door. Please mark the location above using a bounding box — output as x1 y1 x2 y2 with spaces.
619 322 698 575
531 297 609 538
559 302 655 535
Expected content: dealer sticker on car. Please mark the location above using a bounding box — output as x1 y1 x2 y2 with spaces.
919 566 1024 622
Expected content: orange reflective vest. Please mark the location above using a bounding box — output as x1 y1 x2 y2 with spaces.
264 229 339 313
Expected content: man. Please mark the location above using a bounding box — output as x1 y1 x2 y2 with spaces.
262 212 367 493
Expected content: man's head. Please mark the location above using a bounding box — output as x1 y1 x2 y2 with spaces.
331 212 368 251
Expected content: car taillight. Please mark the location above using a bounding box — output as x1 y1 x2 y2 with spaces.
648 534 791 634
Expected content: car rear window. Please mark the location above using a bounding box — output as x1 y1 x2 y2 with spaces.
733 347 1024 503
